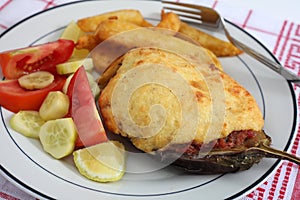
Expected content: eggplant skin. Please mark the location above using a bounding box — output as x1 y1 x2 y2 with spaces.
171 150 265 174
153 131 272 174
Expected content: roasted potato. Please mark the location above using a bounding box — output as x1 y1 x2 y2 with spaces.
76 8 242 58
76 34 99 51
76 18 142 50
156 10 181 32
94 19 141 42
178 22 242 57
77 9 153 32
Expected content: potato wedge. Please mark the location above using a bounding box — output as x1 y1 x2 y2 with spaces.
77 9 152 32
94 19 141 42
77 19 142 50
76 34 99 51
156 10 181 32
178 22 242 57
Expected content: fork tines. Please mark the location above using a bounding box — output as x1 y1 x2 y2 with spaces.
162 0 203 24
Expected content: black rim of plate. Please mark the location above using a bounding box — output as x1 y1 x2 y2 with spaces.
0 0 297 199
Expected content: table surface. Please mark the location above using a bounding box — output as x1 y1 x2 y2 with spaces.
0 0 300 200
224 0 300 21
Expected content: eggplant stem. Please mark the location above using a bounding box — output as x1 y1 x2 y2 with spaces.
251 140 300 165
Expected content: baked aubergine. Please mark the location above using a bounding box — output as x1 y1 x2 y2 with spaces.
97 45 300 174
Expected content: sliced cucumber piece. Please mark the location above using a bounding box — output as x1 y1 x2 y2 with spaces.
62 74 74 94
39 118 77 159
56 58 93 75
86 72 100 98
18 71 54 90
10 110 45 139
39 91 69 121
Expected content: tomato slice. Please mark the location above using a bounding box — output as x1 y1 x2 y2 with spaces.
67 66 107 148
0 76 66 113
0 39 75 79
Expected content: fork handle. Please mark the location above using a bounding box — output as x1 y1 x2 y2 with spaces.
251 142 300 165
230 37 300 87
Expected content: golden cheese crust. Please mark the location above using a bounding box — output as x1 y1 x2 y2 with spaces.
99 47 264 153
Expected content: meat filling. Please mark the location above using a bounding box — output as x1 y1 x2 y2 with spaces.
167 130 266 156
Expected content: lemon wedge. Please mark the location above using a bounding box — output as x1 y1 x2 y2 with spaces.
73 141 126 182
71 49 89 59
60 20 82 42
60 20 89 59
39 118 77 159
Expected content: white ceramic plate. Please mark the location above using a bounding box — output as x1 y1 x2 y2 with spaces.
0 1 297 199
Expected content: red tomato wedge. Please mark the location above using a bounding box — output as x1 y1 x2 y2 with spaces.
0 39 75 79
67 66 107 148
0 76 66 113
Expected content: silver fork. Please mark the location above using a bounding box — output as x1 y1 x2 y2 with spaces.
162 0 300 86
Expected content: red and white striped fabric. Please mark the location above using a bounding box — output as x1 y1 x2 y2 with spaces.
0 0 300 199
200 1 300 199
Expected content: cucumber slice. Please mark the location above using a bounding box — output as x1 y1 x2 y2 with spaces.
18 71 54 90
62 72 100 98
86 72 100 98
90 81 100 98
56 58 93 75
39 118 77 159
62 74 74 94
10 111 45 138
39 91 69 121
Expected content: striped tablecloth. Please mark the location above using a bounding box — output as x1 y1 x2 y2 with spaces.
0 0 299 199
